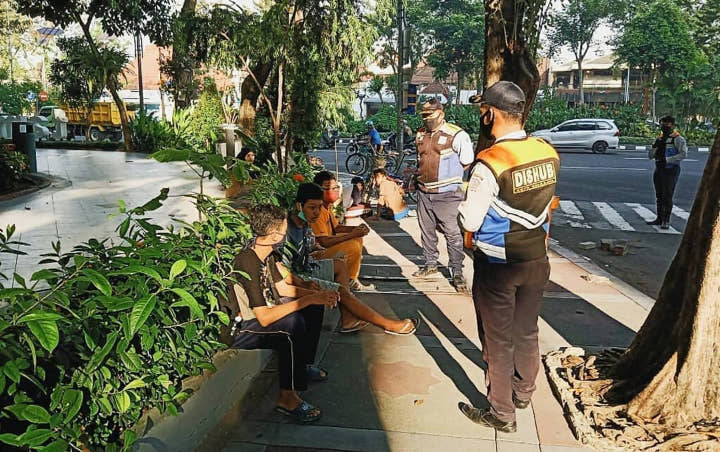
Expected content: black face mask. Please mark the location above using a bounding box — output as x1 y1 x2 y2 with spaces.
661 125 673 136
480 109 495 139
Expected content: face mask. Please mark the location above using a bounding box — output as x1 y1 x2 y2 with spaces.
661 125 673 135
480 109 495 139
298 210 308 223
422 111 443 131
323 190 340 204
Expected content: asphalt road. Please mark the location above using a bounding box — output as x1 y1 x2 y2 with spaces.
310 146 709 299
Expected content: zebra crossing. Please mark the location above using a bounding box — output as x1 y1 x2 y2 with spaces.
552 200 689 234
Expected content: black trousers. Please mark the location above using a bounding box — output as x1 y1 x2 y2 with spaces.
417 189 465 272
232 305 324 391
653 165 680 221
472 256 550 422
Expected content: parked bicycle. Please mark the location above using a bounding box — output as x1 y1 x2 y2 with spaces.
345 135 399 176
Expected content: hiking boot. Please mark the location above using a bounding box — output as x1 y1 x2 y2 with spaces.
452 273 469 294
412 266 439 278
458 402 517 433
513 394 530 409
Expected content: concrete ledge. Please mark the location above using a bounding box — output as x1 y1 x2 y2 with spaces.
134 348 272 452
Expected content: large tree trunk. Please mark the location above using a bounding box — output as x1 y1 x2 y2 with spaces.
479 0 542 152
171 0 198 109
577 60 584 106
239 62 273 136
608 130 720 428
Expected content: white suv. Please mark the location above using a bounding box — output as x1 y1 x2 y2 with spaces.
531 119 619 153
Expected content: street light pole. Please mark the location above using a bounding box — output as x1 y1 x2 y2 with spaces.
135 32 145 113
396 0 404 156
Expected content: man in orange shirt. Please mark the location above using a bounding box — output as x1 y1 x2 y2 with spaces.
311 171 373 291
370 168 410 221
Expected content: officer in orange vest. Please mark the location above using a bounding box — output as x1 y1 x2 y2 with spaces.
457 81 560 433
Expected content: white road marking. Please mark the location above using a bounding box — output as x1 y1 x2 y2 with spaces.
624 157 648 160
672 206 689 220
625 203 679 234
562 166 647 171
558 200 591 228
593 202 635 231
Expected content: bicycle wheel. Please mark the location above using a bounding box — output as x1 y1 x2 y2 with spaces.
384 152 400 175
346 142 359 155
404 173 418 204
345 152 368 175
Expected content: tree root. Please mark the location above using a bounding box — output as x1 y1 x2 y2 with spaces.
545 348 720 451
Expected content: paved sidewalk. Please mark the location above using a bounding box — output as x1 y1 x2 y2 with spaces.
212 215 654 452
0 148 222 282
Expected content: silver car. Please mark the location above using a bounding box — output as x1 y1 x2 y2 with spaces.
531 119 619 153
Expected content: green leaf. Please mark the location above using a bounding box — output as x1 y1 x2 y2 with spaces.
30 269 58 282
169 259 187 280
109 264 162 282
61 389 83 423
115 391 131 414
98 397 113 414
82 269 112 296
129 294 157 336
36 439 69 452
87 331 118 372
0 287 32 298
26 319 60 353
214 311 230 325
4 360 20 383
122 430 137 451
20 405 51 424
97 295 135 312
123 378 146 391
149 148 191 162
0 433 21 446
17 312 63 323
18 427 53 446
170 288 204 320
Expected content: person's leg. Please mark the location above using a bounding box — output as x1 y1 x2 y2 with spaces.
473 263 519 423
511 258 550 404
472 257 489 383
663 166 681 223
318 237 363 280
416 190 440 268
651 168 664 222
434 190 466 275
337 285 409 332
299 304 325 365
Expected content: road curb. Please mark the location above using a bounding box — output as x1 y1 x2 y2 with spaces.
549 240 656 312
618 145 710 152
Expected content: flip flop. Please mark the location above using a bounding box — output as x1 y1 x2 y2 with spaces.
275 401 321 423
339 320 370 333
307 364 329 382
384 318 420 336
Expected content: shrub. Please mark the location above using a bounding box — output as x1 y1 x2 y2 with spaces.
129 111 174 154
0 192 253 451
0 147 28 192
248 153 319 208
188 80 224 150
0 81 43 115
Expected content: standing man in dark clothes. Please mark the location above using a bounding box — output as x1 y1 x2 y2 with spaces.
223 204 338 424
646 115 687 230
457 81 560 433
413 98 475 292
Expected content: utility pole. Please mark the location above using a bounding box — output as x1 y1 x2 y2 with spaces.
396 0 404 156
135 31 144 113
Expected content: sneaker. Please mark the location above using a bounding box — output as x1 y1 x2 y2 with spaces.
645 218 662 225
513 394 530 409
660 221 670 230
458 402 517 433
452 273 469 294
412 266 439 278
349 279 375 291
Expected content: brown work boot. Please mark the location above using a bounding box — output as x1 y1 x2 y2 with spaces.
458 402 517 433
513 394 530 409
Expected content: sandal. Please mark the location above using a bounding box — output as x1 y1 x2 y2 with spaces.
275 400 321 423
307 364 328 382
384 318 419 336
339 320 370 333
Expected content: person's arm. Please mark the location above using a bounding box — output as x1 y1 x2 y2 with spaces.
458 163 499 232
315 231 361 248
252 291 337 327
667 136 688 163
453 130 476 170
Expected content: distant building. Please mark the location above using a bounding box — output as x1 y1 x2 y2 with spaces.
550 55 644 106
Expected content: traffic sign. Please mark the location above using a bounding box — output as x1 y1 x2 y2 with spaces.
26 91 36 101
39 90 48 102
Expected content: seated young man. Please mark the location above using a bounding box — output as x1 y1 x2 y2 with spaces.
370 168 410 221
288 183 419 335
311 171 372 291
224 204 338 424
345 176 371 219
